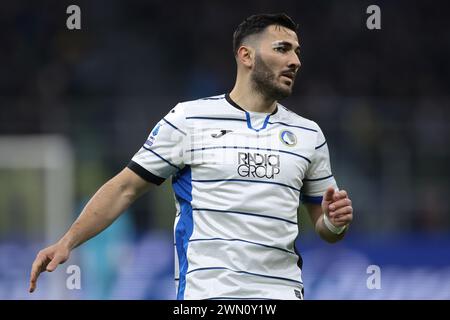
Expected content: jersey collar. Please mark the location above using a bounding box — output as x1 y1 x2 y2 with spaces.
225 93 279 116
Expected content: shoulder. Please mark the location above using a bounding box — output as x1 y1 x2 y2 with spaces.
164 93 228 126
277 103 322 134
176 94 226 113
173 93 241 121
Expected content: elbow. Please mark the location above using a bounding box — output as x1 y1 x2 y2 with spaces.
119 184 139 202
109 179 139 204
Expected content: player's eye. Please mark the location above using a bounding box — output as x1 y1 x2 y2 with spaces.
274 46 287 53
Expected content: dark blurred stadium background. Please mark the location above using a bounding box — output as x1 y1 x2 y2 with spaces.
0 0 449 299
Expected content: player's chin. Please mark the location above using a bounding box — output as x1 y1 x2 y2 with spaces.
277 82 293 96
280 77 294 87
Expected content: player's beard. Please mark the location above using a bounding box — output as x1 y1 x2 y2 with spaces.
251 53 293 101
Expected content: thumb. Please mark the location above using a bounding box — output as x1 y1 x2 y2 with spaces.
46 256 63 272
323 187 335 202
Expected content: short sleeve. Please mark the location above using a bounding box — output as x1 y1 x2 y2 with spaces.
128 103 187 185
300 126 338 204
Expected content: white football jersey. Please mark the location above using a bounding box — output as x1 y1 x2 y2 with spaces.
128 93 337 300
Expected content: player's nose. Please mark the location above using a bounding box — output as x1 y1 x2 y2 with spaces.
287 53 301 73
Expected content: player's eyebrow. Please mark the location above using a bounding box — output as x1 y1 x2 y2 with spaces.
272 40 301 56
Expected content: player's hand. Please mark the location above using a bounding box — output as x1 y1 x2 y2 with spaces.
322 187 353 228
29 242 71 293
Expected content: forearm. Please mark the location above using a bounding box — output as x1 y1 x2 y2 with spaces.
315 214 347 243
59 171 145 250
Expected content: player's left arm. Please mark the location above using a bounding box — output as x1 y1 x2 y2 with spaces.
305 187 353 243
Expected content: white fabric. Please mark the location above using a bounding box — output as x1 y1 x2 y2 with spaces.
131 94 338 300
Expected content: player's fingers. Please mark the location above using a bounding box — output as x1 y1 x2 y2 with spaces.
29 265 38 293
46 254 66 272
333 210 353 224
29 280 36 293
339 190 348 198
329 198 352 211
334 214 353 225
29 269 40 293
323 187 335 202
333 190 348 201
329 205 353 218
30 256 45 282
29 256 48 293
332 192 340 201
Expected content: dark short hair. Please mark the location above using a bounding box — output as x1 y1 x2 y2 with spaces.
233 13 298 55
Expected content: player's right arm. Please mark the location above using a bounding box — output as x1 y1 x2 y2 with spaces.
29 167 151 293
30 102 187 293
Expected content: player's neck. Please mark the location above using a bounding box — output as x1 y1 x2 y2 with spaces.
229 85 277 114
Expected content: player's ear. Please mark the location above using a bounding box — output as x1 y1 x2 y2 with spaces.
236 45 254 68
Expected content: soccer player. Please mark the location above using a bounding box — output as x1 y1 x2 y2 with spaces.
29 13 353 300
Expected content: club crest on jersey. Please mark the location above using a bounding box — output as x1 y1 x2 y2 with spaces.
279 130 297 147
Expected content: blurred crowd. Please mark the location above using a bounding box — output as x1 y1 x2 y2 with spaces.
1 0 449 237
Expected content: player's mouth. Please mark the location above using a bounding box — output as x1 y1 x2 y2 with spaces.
280 71 295 84
281 72 295 86
281 71 295 80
